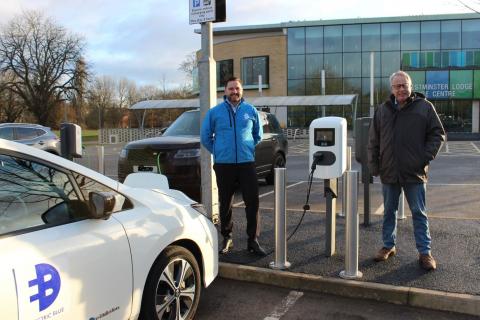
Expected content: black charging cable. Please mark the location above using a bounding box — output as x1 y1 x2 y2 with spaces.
285 152 323 242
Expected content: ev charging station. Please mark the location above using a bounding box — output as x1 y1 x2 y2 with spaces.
60 123 82 161
309 117 347 257
307 116 362 279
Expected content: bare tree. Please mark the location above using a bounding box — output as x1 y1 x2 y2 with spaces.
70 58 89 125
178 51 198 84
0 72 25 122
0 11 86 126
87 75 115 129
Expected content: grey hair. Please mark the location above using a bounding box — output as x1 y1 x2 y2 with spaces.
389 71 412 85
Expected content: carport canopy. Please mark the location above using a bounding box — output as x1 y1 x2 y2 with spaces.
129 94 358 128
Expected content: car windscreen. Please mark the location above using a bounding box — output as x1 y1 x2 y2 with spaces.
163 111 200 136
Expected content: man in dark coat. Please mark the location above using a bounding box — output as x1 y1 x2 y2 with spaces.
368 70 445 271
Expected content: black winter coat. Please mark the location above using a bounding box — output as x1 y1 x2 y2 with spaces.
367 92 445 184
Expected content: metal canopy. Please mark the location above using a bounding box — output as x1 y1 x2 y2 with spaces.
129 94 359 131
129 94 357 110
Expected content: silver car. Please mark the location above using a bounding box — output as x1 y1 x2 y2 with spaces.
0 123 60 155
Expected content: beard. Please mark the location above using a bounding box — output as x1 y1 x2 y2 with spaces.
228 93 240 102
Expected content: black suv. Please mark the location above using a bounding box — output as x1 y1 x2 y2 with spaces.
118 109 288 201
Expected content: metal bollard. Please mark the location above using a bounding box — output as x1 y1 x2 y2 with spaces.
397 189 406 220
269 168 291 270
339 170 363 279
339 147 352 218
97 145 105 174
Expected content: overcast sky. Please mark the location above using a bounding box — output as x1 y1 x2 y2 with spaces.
0 0 476 88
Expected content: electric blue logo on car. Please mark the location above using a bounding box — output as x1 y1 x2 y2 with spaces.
193 0 200 7
28 263 61 312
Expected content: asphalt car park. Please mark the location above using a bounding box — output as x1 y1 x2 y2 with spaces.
0 139 218 320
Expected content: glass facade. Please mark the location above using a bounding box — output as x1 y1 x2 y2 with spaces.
287 18 480 132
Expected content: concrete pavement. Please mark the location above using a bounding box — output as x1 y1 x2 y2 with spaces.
217 207 480 316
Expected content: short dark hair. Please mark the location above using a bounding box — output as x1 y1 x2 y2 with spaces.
224 77 242 88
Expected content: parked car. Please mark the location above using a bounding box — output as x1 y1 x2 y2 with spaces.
118 109 288 201
0 138 218 320
0 123 60 154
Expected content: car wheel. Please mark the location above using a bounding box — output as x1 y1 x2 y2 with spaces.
265 153 286 185
140 246 201 320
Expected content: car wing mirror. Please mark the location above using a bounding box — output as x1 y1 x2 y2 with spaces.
89 191 116 219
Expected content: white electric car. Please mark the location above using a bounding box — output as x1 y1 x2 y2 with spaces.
0 138 218 320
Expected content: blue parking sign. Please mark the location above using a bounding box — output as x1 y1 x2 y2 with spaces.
193 0 200 8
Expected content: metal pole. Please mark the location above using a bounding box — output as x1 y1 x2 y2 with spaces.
270 168 291 270
258 74 263 97
321 70 326 117
370 52 375 117
340 170 363 279
97 145 104 175
363 164 371 226
398 189 406 220
199 21 219 223
339 147 352 218
324 178 337 257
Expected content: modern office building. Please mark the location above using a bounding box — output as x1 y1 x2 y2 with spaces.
207 13 480 135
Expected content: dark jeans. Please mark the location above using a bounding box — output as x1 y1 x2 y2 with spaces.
213 162 259 242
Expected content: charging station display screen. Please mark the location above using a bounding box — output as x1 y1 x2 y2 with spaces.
314 128 335 146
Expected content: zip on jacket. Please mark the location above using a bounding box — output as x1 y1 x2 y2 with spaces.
200 96 263 164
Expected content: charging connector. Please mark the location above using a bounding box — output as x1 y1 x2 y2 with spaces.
311 151 324 170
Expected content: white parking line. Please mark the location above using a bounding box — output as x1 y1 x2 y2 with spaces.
471 142 480 153
263 291 304 320
233 181 305 207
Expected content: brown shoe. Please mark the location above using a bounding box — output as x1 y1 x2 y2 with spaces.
374 247 396 262
419 253 437 271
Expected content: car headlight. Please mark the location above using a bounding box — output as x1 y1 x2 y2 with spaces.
119 148 128 159
190 203 209 218
174 148 200 159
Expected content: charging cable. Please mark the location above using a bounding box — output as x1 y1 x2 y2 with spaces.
285 152 323 242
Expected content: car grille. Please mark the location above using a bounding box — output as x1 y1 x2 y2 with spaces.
125 148 200 177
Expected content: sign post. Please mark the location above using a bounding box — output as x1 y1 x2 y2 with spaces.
190 0 225 223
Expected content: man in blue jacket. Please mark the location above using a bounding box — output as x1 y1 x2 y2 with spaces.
201 77 266 256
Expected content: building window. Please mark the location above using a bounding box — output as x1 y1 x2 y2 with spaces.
217 59 233 88
362 24 380 51
288 28 305 54
462 19 480 49
306 26 323 53
401 22 420 50
441 20 461 49
241 56 269 87
421 21 440 50
381 23 400 51
344 25 361 52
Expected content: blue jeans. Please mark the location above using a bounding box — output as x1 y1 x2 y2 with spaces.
382 183 431 255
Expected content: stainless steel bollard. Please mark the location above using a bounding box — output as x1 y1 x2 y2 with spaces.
339 170 363 279
269 168 291 270
97 145 105 174
397 189 406 220
339 147 352 218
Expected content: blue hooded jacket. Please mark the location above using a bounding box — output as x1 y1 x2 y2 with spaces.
200 96 262 164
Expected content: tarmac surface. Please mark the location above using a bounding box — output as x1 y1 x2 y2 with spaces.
78 139 480 315
215 139 480 316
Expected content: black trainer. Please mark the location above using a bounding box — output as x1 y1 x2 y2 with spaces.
247 240 267 256
219 238 233 254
